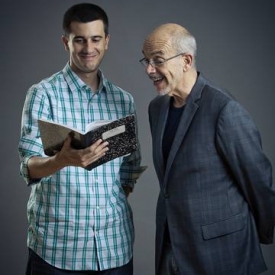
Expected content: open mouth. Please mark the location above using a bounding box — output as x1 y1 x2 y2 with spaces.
150 75 164 84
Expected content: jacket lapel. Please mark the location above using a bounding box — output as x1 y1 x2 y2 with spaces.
164 73 207 185
155 96 170 182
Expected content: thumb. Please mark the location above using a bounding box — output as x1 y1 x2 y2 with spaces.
63 135 72 149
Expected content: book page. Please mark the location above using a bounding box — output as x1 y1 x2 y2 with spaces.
38 118 113 134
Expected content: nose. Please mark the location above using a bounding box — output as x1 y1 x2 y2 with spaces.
146 63 156 74
85 39 94 52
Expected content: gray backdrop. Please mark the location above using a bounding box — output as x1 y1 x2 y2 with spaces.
1 0 274 274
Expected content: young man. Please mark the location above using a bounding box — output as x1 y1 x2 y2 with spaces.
140 23 275 275
18 3 145 274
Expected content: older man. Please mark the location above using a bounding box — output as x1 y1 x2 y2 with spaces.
140 23 275 275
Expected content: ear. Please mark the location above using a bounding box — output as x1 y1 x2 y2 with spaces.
105 34 110 50
183 54 193 71
61 35 69 51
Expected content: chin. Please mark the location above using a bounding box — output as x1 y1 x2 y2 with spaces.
158 88 170 96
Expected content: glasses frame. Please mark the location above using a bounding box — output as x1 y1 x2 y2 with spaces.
139 52 185 68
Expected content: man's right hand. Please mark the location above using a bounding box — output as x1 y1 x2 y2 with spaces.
28 136 109 180
57 135 109 169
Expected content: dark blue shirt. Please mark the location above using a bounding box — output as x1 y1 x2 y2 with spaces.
162 97 185 168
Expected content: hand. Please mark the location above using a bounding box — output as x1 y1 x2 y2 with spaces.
56 135 109 169
122 186 133 197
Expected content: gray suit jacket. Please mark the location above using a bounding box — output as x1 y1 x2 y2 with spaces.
148 73 275 275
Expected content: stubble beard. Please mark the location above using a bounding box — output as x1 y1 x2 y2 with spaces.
158 86 171 96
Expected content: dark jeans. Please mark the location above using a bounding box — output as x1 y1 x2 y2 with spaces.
26 249 133 275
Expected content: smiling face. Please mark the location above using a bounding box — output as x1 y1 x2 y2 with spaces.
142 31 185 96
62 20 109 76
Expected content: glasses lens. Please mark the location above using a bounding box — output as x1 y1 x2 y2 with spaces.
142 59 149 67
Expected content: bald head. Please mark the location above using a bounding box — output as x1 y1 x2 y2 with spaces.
148 23 191 40
142 23 197 68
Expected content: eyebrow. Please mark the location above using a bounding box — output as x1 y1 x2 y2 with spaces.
152 51 164 55
73 35 103 39
142 50 164 57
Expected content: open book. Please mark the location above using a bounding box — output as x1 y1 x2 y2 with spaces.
38 114 137 170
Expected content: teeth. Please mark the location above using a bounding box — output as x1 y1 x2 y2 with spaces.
151 77 163 82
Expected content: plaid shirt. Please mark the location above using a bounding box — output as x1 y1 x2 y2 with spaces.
18 63 145 271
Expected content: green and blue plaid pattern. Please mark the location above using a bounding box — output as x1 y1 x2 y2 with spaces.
18 63 144 271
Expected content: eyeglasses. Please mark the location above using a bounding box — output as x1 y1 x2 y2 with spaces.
139 53 185 68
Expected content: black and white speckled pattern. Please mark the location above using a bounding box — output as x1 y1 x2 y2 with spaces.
40 114 138 170
72 114 137 170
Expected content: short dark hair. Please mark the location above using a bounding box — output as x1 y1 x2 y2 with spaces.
63 3 109 36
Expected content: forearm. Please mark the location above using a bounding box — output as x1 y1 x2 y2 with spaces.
27 138 109 180
28 154 66 180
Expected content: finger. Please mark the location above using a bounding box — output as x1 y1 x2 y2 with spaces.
63 135 72 149
92 140 109 153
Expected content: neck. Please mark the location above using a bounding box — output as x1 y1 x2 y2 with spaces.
71 65 99 91
172 70 197 107
79 71 99 92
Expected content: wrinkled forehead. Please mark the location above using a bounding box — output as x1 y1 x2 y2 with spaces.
142 32 174 58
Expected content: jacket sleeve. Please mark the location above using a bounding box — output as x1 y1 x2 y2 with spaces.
216 100 275 244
